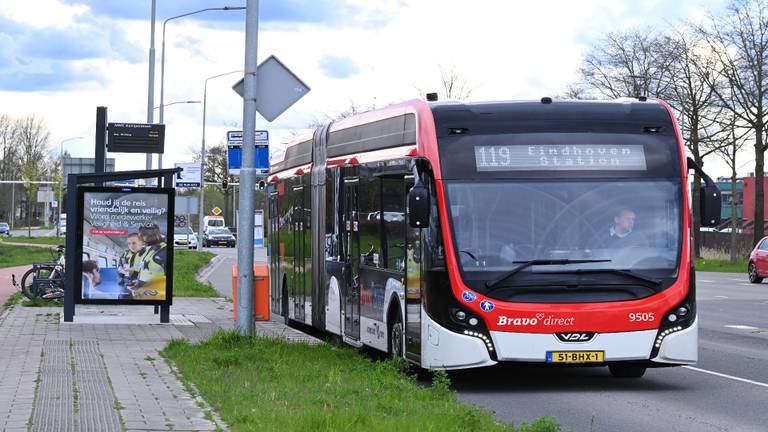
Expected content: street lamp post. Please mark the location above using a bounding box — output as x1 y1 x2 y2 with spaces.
58 137 83 236
198 70 243 251
158 5 246 170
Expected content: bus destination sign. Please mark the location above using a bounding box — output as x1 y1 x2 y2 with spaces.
474 145 647 171
107 123 166 154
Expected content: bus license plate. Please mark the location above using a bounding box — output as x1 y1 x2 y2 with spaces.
546 351 604 363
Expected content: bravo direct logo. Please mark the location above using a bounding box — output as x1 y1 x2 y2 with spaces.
462 291 477 303
496 313 576 327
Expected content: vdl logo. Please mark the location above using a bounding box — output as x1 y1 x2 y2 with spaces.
556 332 596 342
462 291 477 303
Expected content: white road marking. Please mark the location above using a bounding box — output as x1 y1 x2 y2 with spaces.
683 366 768 389
698 279 715 283
714 295 729 299
724 325 760 330
728 278 746 282
739 283 755 286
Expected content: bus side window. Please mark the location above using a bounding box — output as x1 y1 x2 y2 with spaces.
382 177 406 271
424 173 445 268
358 170 382 267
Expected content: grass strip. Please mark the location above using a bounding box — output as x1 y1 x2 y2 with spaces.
173 250 219 297
3 291 23 310
0 243 58 269
162 332 559 432
696 257 748 273
0 236 64 246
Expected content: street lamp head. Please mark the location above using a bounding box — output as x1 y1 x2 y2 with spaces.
223 6 247 10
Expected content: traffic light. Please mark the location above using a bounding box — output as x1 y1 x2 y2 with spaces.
258 180 265 190
222 178 229 190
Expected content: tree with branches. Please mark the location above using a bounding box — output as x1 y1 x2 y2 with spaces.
696 0 768 245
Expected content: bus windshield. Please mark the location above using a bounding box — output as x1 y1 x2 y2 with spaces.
446 180 682 289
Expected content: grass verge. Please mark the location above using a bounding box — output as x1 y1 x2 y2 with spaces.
2 291 24 310
696 257 748 273
162 332 559 432
173 250 219 297
0 243 57 269
0 236 64 246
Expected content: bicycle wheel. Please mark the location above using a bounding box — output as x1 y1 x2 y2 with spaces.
20 268 37 300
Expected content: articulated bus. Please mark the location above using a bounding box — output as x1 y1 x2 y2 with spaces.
267 98 721 377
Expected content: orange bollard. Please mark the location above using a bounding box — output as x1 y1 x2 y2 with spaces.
232 264 270 321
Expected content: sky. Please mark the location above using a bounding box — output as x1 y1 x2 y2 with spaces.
0 0 739 178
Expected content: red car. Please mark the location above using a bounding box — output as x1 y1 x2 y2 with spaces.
748 237 768 283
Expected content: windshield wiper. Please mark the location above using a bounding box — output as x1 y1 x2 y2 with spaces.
541 268 661 287
485 259 611 290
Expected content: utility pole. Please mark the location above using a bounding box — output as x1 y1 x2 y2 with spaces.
236 0 259 336
145 0 157 173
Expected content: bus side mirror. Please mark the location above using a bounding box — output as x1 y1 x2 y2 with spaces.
408 184 430 228
700 184 722 228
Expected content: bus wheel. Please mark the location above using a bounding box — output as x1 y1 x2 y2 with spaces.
389 310 404 358
608 364 646 378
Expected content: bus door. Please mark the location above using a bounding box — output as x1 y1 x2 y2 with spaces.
342 171 361 340
404 178 421 361
268 186 279 313
292 181 306 323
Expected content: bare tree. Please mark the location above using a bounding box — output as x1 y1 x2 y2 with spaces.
580 30 676 98
713 114 751 263
662 29 730 256
14 115 50 236
697 0 768 245
0 114 20 222
438 65 476 100
194 142 233 225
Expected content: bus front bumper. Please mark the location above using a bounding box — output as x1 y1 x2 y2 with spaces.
489 318 698 365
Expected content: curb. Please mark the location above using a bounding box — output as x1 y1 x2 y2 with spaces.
0 241 59 249
196 255 223 283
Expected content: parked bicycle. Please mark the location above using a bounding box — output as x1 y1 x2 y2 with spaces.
12 245 66 300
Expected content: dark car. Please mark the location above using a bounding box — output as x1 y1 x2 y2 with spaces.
203 227 235 248
748 237 768 283
0 222 10 236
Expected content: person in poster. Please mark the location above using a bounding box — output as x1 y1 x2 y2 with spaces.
118 233 145 287
129 223 168 300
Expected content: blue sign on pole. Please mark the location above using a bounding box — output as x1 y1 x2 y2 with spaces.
227 130 269 175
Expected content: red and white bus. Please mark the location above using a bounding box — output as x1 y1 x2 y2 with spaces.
267 98 721 377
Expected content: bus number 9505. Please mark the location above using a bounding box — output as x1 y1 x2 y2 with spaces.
629 312 655 322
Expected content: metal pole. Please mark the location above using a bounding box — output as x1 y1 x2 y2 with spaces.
10 183 14 230
197 81 208 251
159 7 245 173
198 70 242 251
236 0 259 336
146 0 156 173
58 142 63 236
158 18 167 170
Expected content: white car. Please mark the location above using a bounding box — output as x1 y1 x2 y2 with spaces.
173 226 199 249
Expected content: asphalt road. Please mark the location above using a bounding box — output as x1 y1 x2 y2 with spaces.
452 271 768 432
197 251 767 431
196 245 267 299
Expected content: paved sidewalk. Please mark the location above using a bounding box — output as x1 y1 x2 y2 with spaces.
0 253 321 431
0 265 28 313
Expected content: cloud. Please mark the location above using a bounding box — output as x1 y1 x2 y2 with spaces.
318 55 360 79
0 58 102 92
58 0 393 28
0 12 141 91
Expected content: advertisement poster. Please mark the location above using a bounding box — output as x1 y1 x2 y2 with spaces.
78 187 174 303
